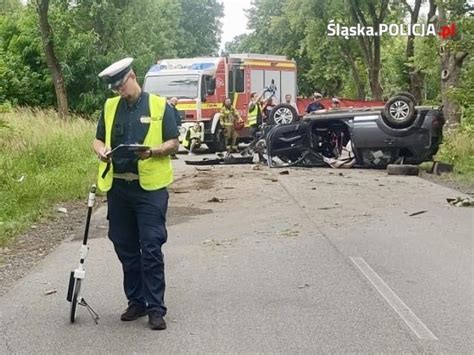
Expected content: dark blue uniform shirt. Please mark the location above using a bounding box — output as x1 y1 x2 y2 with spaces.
306 101 325 113
96 92 179 174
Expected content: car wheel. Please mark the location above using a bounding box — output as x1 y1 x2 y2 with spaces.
394 91 418 106
382 95 416 128
386 164 419 176
269 104 298 125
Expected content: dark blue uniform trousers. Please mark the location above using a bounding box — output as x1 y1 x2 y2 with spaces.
107 179 168 316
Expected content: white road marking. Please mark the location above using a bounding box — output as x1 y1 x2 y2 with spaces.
350 256 438 340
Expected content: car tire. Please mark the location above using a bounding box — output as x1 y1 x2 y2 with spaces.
382 95 416 128
394 91 418 106
269 104 298 125
386 164 419 176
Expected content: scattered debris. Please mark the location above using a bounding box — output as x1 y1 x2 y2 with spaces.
207 197 223 203
279 170 289 175
297 283 310 289
263 177 278 182
408 210 428 217
223 186 234 189
44 289 57 296
195 167 212 172
447 197 473 207
56 207 68 214
172 190 190 194
16 175 25 183
280 229 299 237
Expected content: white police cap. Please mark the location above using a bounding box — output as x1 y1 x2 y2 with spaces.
98 57 134 89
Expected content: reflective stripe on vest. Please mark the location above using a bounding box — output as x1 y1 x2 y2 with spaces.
97 94 173 192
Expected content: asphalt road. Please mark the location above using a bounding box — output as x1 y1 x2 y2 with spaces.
1 154 472 354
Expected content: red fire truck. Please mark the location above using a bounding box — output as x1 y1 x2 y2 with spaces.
143 53 299 152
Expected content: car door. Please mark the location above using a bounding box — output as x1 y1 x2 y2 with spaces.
265 122 309 159
351 113 397 148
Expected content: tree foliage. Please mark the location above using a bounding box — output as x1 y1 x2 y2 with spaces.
0 0 224 115
0 0 471 126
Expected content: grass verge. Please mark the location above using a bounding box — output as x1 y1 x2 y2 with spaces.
434 126 474 186
0 108 98 247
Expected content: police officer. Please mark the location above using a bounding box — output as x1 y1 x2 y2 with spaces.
92 57 179 330
306 92 325 113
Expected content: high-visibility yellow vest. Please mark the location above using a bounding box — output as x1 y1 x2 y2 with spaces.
97 94 173 192
182 127 201 148
247 102 259 127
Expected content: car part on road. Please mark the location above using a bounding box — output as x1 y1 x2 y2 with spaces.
386 164 420 176
382 95 416 128
185 155 254 165
66 185 100 324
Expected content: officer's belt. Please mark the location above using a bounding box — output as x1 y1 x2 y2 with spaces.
113 173 139 181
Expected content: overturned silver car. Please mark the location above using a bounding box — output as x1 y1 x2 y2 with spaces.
264 94 444 169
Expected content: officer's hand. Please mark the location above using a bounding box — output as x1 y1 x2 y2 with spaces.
97 147 111 162
136 149 154 160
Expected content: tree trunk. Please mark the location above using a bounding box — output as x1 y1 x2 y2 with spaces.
36 0 68 118
440 48 468 127
438 4 468 127
409 69 424 103
341 45 365 100
368 66 383 100
402 0 423 103
349 0 388 101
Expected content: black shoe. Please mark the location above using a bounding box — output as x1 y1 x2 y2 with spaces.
148 310 167 330
120 304 147 321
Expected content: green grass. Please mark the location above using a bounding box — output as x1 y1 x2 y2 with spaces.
0 108 98 246
435 125 474 184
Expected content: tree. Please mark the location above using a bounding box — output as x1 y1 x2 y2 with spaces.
177 0 224 57
348 0 389 100
36 0 68 117
436 0 471 127
401 0 424 103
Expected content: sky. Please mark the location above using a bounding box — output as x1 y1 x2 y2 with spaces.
219 0 253 50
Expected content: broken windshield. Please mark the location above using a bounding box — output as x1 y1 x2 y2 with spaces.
143 74 199 99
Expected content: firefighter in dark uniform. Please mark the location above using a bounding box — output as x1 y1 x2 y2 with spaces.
92 57 179 330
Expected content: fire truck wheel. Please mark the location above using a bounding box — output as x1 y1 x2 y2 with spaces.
269 104 298 125
207 123 226 152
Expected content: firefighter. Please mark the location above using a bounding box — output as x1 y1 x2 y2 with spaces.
182 122 202 155
219 98 243 153
93 57 179 331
